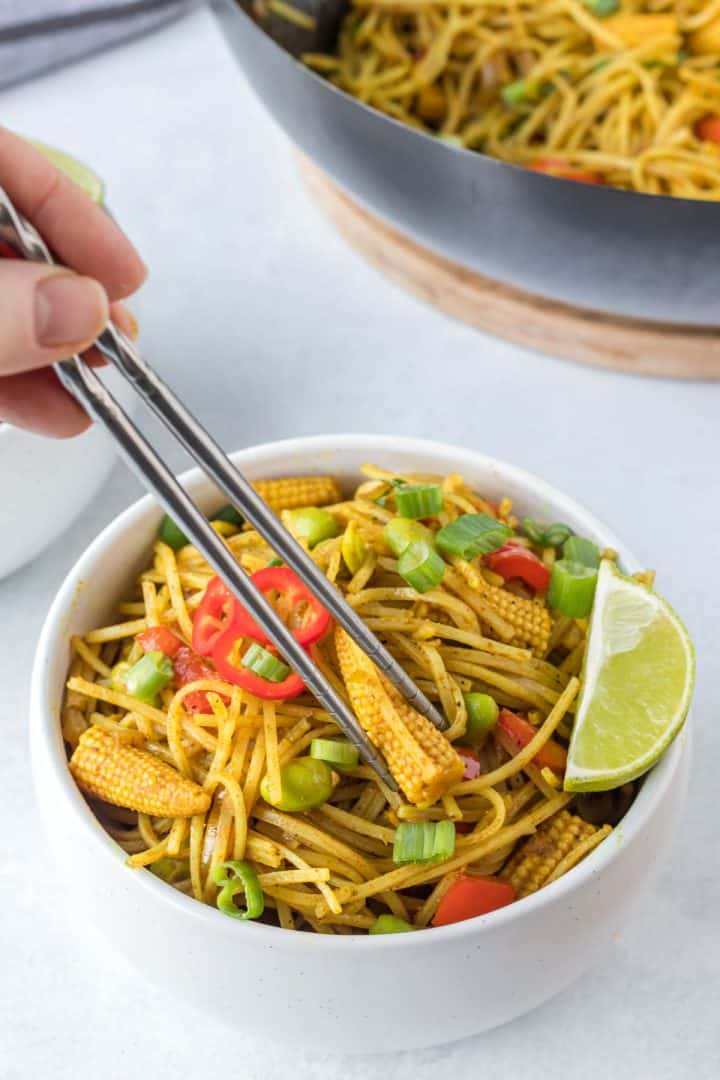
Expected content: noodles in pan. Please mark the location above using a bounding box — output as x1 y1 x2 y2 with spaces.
63 466 643 934
302 0 720 198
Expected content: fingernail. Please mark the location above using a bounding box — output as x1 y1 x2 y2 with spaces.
35 274 108 347
126 310 139 341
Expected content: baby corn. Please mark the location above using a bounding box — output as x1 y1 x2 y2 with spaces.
335 627 464 807
500 809 603 898
69 725 210 817
252 475 341 513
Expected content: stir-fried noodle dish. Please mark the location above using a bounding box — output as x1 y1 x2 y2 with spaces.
299 0 720 198
64 465 689 934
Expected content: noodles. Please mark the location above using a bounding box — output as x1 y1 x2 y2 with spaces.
302 0 720 198
63 465 626 934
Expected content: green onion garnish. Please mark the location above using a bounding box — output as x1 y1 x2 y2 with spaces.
543 522 573 548
435 513 512 560
241 643 291 683
383 518 434 557
563 535 600 569
122 650 174 703
212 503 244 528
397 540 446 593
464 692 499 744
267 557 284 567
547 559 598 617
393 821 456 865
159 514 188 551
150 857 188 884
369 914 416 934
285 507 339 548
394 484 444 519
521 517 546 545
584 0 619 15
501 79 537 108
310 737 360 772
212 860 264 920
110 660 132 694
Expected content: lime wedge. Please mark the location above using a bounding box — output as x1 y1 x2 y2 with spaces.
26 139 105 205
564 560 694 792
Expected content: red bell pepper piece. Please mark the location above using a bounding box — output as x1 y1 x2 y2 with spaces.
226 566 331 649
136 626 183 658
456 747 481 781
694 115 720 143
529 158 602 184
191 576 236 657
496 708 568 772
432 875 515 926
212 626 305 701
485 543 551 591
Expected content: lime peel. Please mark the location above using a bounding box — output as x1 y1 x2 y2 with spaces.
564 560 694 793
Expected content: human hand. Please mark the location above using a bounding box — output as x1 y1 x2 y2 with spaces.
0 128 146 437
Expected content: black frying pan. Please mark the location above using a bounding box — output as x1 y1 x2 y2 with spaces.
212 0 720 326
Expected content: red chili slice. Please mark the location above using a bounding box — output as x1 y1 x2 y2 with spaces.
137 626 183 658
212 626 305 701
173 645 227 713
485 543 551 591
191 576 236 657
228 566 331 648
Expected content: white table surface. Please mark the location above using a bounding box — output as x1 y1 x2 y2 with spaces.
1 6 718 1078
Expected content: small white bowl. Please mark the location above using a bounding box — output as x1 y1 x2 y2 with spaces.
29 435 690 1053
0 366 135 579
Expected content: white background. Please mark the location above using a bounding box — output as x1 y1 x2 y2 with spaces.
1 6 718 1078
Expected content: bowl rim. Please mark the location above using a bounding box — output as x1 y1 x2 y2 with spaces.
31 432 687 952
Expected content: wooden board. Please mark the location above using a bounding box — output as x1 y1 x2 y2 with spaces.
299 158 720 380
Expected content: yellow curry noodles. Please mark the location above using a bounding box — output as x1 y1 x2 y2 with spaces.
300 0 720 199
64 465 632 934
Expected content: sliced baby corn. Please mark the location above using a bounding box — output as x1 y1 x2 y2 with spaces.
252 475 341 513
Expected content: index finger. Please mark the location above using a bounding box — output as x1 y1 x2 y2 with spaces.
0 127 147 300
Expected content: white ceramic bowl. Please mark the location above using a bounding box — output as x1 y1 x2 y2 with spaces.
0 366 135 579
30 435 689 1053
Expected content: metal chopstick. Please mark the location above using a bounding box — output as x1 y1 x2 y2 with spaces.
1 184 448 785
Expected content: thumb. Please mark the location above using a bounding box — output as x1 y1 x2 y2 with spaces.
0 261 109 376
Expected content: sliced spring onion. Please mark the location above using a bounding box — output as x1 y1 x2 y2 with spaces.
310 737 360 772
150 857 188 884
584 0 619 15
547 559 598 617
241 643 291 683
212 503 244 528
435 513 512 559
397 540 445 593
394 484 444 519
542 522 573 548
110 660 132 694
285 507 339 548
123 650 174 703
159 515 188 551
369 914 416 934
383 517 434 557
267 557 284 567
501 78 535 108
464 692 499 744
393 820 456 865
563 535 600 569
521 517 546 545
212 860 264 920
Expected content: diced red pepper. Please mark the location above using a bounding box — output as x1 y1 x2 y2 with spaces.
227 566 331 649
456 746 481 781
191 576 236 657
137 626 183 658
432 875 515 926
173 645 225 713
485 543 551 591
496 708 568 772
694 115 720 143
212 627 305 701
529 158 602 184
